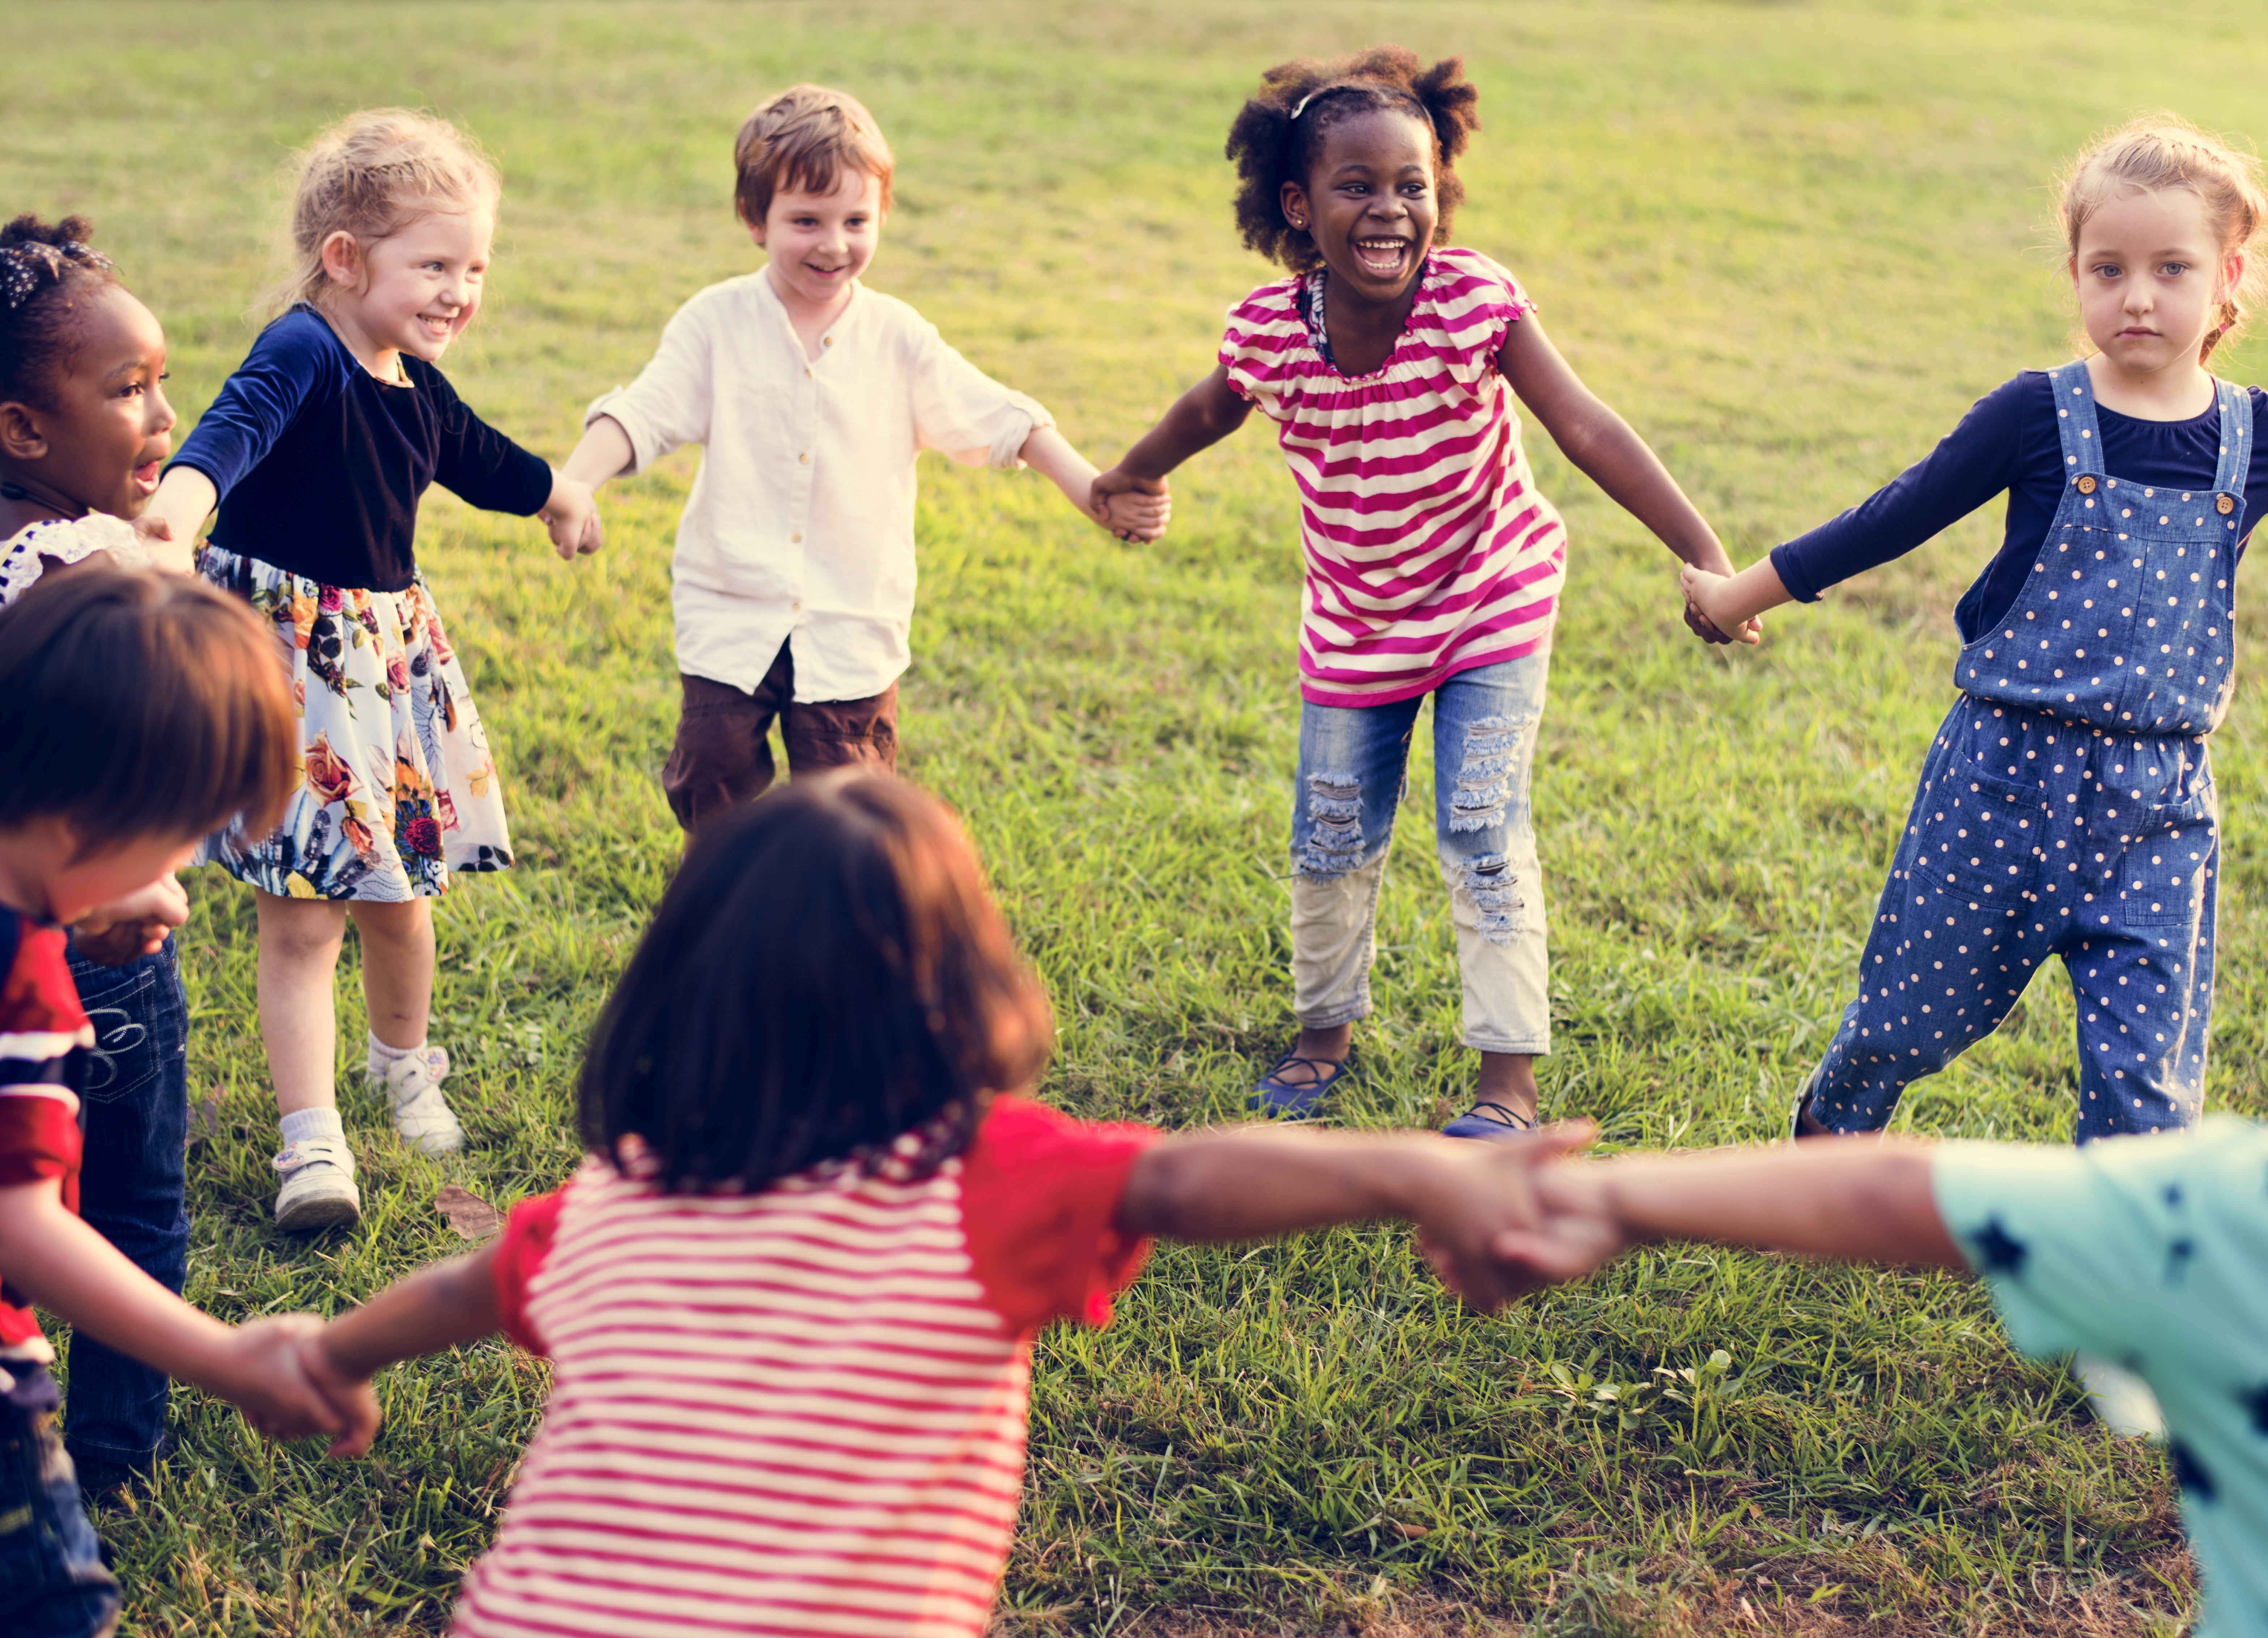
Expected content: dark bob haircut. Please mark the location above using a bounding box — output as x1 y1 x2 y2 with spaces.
0 567 296 852
1226 46 1481 275
578 771 1053 1195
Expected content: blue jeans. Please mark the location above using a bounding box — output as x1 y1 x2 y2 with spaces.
61 937 189 1475
0 1364 119 1638
1287 650 1552 1053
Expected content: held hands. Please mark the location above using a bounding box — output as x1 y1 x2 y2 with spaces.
71 873 190 967
128 513 194 576
540 471 603 561
205 1315 353 1442
1410 1122 1604 1312
1679 563 1763 647
1090 466 1171 544
294 1331 383 1457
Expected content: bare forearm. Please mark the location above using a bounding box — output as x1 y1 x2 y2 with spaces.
144 467 217 567
0 1186 236 1384
560 415 635 487
317 1249 502 1380
1116 371 1250 481
1118 1129 1463 1241
1019 425 1100 514
1597 1143 1963 1268
1702 557 1795 625
1556 407 1731 573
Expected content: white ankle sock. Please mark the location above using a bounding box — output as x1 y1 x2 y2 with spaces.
280 1107 345 1149
367 1031 424 1080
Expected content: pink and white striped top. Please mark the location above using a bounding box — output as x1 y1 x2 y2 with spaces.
1220 245 1567 707
452 1096 1159 1638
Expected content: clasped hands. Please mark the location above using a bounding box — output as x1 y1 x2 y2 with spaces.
1413 1121 1644 1312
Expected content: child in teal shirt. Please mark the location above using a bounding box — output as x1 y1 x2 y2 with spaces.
1476 1121 2268 1634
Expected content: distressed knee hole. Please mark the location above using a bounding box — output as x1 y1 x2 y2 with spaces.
1449 715 1521 833
1460 850 1523 945
1299 772 1365 875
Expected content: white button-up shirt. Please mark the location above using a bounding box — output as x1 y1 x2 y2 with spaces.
586 271 1050 701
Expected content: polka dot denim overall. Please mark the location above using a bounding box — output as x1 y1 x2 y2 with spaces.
1805 362 2250 1143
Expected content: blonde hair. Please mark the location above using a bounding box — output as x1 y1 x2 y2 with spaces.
2060 115 2268 362
268 109 502 315
733 85 893 229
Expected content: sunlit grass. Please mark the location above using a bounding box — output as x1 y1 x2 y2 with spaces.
9 1 2266 1630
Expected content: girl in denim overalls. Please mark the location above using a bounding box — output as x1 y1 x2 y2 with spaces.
1682 118 2268 1145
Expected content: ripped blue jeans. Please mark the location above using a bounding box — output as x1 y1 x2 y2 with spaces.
1287 648 1551 1054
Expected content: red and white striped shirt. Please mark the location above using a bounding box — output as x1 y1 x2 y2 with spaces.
1220 245 1567 708
454 1096 1159 1638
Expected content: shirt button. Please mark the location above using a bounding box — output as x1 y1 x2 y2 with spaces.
791 602 800 611
799 453 810 463
823 336 832 345
791 532 802 543
804 368 812 378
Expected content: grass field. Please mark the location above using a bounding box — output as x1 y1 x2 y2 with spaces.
13 1 2268 1631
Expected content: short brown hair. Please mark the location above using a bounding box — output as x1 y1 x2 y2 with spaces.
733 84 894 228
0 569 297 851
579 771 1051 1196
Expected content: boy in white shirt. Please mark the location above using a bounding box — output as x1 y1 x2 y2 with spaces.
562 84 1167 830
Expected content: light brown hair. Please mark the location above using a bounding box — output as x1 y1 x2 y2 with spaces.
2060 115 2268 362
733 85 894 229
0 569 297 851
269 109 502 316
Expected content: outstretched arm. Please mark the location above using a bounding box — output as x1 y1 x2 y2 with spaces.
1118 1121 1593 1312
301 1244 504 1456
1488 1139 1965 1286
0 1178 342 1438
1090 365 1253 515
1496 319 1755 646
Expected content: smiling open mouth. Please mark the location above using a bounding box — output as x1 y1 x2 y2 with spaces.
132 459 162 493
1353 238 1411 277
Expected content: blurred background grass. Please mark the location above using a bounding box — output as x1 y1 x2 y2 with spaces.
8 0 2267 1631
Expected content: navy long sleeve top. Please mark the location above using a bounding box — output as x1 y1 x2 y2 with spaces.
169 306 553 593
1769 372 2268 642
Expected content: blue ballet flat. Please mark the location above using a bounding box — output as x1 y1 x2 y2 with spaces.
1248 1051 1355 1120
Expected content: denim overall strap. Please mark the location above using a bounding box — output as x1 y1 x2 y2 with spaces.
2211 375 2251 502
2048 360 2107 485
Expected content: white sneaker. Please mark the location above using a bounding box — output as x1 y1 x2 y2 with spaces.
385 1046 464 1155
273 1139 361 1232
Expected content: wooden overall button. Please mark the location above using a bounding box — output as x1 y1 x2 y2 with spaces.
2076 474 2098 494
2219 494 2236 514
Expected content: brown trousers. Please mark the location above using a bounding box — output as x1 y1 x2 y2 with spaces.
662 641 898 833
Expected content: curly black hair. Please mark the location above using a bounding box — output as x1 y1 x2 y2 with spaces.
0 214 120 410
1226 46 1480 274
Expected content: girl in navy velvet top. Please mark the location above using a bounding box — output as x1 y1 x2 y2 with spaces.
1682 118 2267 1151
145 110 601 1234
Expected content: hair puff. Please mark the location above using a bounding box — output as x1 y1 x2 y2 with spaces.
1225 46 1479 273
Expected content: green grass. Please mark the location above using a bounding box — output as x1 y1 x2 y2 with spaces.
12 0 2268 1631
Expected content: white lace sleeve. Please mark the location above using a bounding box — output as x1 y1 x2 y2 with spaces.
0 515 147 607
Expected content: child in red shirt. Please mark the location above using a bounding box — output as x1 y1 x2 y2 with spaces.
302 772 1566 1638
0 569 352 1635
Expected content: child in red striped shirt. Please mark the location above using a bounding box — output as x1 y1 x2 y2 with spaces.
1095 47 1747 1136
300 771 1566 1638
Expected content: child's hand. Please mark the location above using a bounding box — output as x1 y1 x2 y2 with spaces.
209 1315 350 1442
1479 1158 1636 1287
1679 564 1762 646
1099 487 1171 543
1091 467 1169 543
71 873 190 967
1413 1121 1600 1312
541 472 603 562
296 1330 384 1458
128 513 195 575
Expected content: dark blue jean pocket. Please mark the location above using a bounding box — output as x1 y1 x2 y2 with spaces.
67 946 184 1109
2120 781 2218 928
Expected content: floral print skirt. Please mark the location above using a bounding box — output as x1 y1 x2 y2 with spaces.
196 547 513 901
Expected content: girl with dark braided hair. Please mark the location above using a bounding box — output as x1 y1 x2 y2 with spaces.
1094 48 1745 1138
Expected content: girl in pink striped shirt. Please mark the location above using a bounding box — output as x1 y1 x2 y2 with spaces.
1096 47 1746 1136
296 771 1562 1638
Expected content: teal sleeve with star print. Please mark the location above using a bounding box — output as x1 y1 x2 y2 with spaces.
1932 1118 2268 1638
